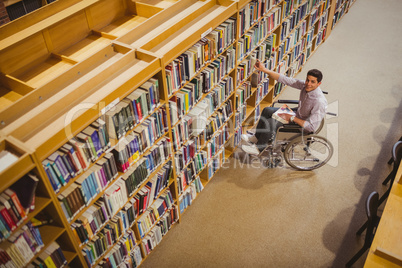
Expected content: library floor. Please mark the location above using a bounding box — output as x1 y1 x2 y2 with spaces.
141 1 402 267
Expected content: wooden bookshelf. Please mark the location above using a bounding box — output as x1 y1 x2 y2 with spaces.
0 0 357 266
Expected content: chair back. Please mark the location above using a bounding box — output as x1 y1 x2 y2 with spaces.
365 191 379 245
392 141 402 170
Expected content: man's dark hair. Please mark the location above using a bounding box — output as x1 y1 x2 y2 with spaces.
307 69 323 83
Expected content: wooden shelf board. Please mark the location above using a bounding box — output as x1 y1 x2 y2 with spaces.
12 57 75 89
0 154 35 192
99 15 149 38
0 87 23 111
0 0 100 51
58 35 114 62
126 0 207 49
138 0 178 9
63 250 78 263
39 225 65 245
0 86 23 100
147 4 233 60
23 56 159 160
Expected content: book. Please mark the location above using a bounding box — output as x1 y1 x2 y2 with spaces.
0 150 19 173
272 104 296 124
10 173 39 212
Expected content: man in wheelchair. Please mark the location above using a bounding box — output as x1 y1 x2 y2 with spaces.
242 60 328 156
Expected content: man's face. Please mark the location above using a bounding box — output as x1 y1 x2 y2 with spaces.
305 75 321 92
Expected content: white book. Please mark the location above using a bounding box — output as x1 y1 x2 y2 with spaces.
0 151 19 173
272 104 296 124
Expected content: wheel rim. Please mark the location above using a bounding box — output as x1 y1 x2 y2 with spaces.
284 135 333 170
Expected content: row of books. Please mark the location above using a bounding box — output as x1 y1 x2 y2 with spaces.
277 29 307 72
332 0 350 28
173 100 231 176
97 236 142 268
278 18 307 61
174 139 196 175
165 18 236 96
207 148 226 180
74 162 174 247
168 57 235 124
178 176 204 214
255 78 270 104
76 209 127 249
57 153 118 222
233 126 243 148
291 34 307 61
273 81 285 98
105 78 161 140
112 131 170 175
43 123 111 193
309 0 330 27
171 90 233 153
105 144 171 218
205 125 230 162
289 52 306 75
176 155 207 194
58 136 171 224
0 221 44 267
236 57 258 86
167 51 235 128
235 105 247 130
174 142 208 177
206 18 236 56
237 7 281 62
111 108 168 172
140 206 176 258
71 200 110 245
201 78 234 118
26 242 67 268
235 81 251 110
136 190 175 239
82 228 136 267
238 0 280 37
255 104 261 125
315 8 329 33
0 174 39 240
42 79 165 193
204 104 233 143
129 161 173 218
278 33 307 75
281 0 297 20
315 27 327 47
280 2 308 42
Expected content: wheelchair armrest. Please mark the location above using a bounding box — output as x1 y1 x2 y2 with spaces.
282 123 302 129
278 123 304 133
273 100 299 107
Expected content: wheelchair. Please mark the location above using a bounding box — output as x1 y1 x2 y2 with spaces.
249 96 335 171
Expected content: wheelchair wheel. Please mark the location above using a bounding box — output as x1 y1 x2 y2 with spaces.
284 134 333 171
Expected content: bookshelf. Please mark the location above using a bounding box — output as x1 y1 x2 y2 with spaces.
0 136 81 266
0 0 356 266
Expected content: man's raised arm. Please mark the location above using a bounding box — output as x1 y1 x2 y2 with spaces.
254 59 280 81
